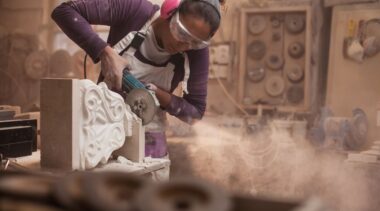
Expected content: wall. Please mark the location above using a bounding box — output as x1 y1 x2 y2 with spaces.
326 3 380 142
206 0 329 118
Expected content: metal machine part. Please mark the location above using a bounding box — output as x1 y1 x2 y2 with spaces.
286 85 304 104
288 41 305 58
122 70 158 125
248 15 267 35
247 66 266 83
265 53 284 70
270 14 283 28
24 50 48 80
248 40 266 60
125 89 157 125
287 64 304 83
265 75 285 97
285 13 305 34
307 107 369 150
135 178 231 211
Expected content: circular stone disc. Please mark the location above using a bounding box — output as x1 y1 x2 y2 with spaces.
265 53 284 70
125 88 157 125
248 40 266 60
287 64 304 83
265 75 285 97
286 85 304 104
248 15 266 35
247 66 266 83
288 41 305 58
24 50 48 80
285 14 305 34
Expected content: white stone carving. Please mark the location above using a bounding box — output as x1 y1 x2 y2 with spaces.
41 79 138 171
79 80 132 169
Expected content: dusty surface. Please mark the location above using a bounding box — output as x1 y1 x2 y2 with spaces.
167 116 380 211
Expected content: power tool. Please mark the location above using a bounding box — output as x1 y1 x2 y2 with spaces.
122 68 159 125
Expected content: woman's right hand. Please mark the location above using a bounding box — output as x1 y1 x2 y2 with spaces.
99 45 130 91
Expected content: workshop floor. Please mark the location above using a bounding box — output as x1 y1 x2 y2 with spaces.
167 116 380 211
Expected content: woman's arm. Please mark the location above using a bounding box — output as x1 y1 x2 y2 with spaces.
51 0 157 62
165 48 209 124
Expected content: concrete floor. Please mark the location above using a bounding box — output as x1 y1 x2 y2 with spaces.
167 116 380 211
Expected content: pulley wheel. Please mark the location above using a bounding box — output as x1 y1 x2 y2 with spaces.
265 75 285 97
285 14 305 34
248 15 266 35
265 53 284 70
270 14 283 28
24 50 49 80
286 85 304 104
135 178 231 211
247 40 266 60
247 66 266 83
288 41 305 58
287 64 304 83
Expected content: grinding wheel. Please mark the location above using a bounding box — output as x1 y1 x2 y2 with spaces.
248 40 266 60
247 66 266 83
265 53 284 70
24 50 48 80
286 85 304 104
126 88 157 125
288 41 305 58
265 75 285 97
285 14 305 34
248 15 266 35
287 64 304 83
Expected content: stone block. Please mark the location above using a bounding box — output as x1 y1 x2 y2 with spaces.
40 79 80 171
41 79 131 170
113 118 145 163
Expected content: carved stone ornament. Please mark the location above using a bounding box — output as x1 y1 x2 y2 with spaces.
79 80 134 169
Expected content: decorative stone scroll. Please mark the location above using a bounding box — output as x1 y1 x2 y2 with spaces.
41 79 136 170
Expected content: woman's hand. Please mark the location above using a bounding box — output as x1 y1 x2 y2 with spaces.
99 45 129 90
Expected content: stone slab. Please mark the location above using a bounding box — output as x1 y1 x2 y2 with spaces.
40 79 80 170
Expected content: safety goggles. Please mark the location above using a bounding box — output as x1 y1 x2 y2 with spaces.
169 12 210 50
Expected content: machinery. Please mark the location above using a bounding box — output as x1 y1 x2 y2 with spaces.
122 69 159 125
308 107 369 150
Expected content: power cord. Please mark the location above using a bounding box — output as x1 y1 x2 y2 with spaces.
83 53 88 79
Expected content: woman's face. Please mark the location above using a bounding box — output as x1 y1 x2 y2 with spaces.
161 13 211 54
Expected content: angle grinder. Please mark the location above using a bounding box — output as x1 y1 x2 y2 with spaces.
122 68 159 125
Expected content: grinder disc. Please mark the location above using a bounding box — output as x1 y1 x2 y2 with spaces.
125 88 157 125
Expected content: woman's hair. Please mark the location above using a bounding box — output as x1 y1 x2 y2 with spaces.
178 0 226 37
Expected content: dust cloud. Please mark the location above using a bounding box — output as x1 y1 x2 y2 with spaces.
168 117 380 211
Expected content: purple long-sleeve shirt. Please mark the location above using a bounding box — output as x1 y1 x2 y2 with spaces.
51 0 209 123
